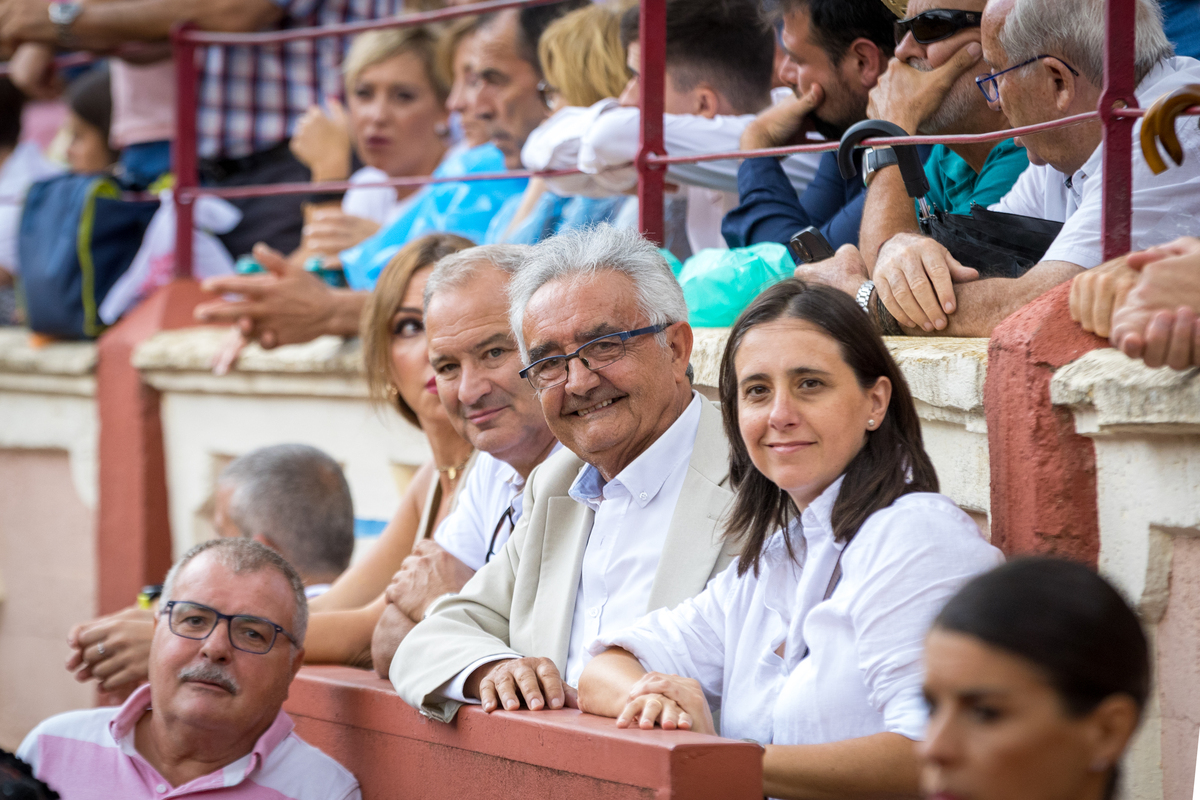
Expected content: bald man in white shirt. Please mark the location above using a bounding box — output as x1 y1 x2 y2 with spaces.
391 225 737 721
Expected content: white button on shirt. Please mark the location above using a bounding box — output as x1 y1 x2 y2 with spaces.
992 56 1200 269
593 478 1004 754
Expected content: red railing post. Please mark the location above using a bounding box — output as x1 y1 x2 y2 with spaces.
1100 0 1138 259
171 24 199 278
636 0 666 246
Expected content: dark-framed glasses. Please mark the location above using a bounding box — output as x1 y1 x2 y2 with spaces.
894 9 981 45
975 54 1081 102
519 323 669 391
162 600 297 655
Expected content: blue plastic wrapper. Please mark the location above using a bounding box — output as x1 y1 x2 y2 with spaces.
678 243 795 328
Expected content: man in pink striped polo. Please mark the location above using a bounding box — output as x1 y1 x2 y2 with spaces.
16 538 360 800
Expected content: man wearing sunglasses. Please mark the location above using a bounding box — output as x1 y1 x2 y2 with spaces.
18 538 360 799
392 224 735 722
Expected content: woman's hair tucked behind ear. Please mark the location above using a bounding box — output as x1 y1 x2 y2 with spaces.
717 280 937 576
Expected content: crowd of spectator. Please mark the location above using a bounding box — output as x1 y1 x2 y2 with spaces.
2 0 1199 796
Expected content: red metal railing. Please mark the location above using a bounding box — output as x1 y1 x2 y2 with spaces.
155 0 1177 276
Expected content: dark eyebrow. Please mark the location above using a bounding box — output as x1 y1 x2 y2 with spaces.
391 307 422 317
473 333 514 353
738 366 832 388
527 323 623 363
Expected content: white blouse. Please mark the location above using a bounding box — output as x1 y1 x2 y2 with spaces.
591 477 1004 747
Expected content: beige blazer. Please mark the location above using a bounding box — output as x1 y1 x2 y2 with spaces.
391 396 737 722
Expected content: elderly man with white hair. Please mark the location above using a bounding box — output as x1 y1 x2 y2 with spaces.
18 539 360 799
830 0 1200 338
391 224 736 721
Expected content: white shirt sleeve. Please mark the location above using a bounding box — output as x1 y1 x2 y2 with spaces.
341 166 401 225
590 558 749 708
842 497 1004 740
522 100 623 197
989 161 1048 216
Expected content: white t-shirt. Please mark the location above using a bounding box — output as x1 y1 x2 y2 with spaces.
993 56 1200 268
341 166 422 227
0 142 62 274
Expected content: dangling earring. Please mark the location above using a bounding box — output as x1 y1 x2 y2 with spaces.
434 121 451 138
386 385 399 400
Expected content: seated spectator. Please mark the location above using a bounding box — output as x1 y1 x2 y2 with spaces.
1108 236 1200 369
0 0 407 258
66 234 476 687
524 0 822 254
922 558 1148 800
63 64 118 174
798 0 1032 320
214 444 356 595
859 0 1200 337
0 77 60 326
368 243 562 675
491 2 630 244
722 0 920 253
578 279 1001 799
391 224 736 721
289 27 451 261
20 538 360 799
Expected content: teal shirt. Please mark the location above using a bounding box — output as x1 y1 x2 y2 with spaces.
920 138 1030 215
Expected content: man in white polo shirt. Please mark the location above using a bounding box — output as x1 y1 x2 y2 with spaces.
18 538 359 799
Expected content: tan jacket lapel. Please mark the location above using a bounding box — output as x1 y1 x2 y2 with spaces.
527 494 594 671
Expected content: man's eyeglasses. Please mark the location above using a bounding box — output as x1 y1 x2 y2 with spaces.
975 55 1081 103
519 323 669 391
894 9 981 46
162 600 297 655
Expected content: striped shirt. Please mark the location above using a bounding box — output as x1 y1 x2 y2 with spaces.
16 685 360 800
197 0 404 160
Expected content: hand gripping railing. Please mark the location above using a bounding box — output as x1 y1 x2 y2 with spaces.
154 0 1192 278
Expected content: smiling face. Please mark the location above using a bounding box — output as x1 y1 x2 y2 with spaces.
389 266 449 428
348 49 448 178
733 319 889 509
470 12 550 168
920 628 1114 800
521 270 693 480
426 264 556 478
148 553 302 739
894 0 990 134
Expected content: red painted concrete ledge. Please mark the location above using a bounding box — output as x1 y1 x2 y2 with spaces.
285 666 764 800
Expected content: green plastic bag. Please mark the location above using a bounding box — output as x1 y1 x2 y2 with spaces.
679 243 794 327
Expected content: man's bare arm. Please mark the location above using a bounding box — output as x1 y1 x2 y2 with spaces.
895 260 1083 338
860 167 921 271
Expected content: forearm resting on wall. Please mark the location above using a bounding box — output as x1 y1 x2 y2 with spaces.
762 732 921 800
303 595 387 668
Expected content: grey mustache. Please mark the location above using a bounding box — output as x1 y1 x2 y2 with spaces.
179 663 240 695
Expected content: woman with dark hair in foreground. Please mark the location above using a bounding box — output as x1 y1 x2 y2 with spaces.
578 280 1003 799
921 557 1149 800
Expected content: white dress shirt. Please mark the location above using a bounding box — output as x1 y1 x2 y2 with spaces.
593 478 1004 753
441 392 705 699
433 444 562 572
992 56 1200 269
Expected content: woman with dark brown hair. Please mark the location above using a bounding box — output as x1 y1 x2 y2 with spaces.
578 280 1003 800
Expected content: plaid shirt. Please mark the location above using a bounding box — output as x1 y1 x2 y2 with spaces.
197 0 404 160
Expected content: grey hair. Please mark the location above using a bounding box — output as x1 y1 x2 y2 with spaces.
423 244 533 311
217 444 354 582
508 224 688 361
998 0 1172 87
160 538 309 647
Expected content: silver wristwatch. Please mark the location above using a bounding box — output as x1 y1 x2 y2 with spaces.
862 146 899 188
856 280 875 314
48 2 84 43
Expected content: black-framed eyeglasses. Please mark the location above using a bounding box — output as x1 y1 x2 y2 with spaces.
894 9 981 46
519 323 669 391
162 600 298 655
975 54 1081 102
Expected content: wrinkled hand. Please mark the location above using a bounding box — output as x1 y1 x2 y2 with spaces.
470 657 578 713
370 602 415 678
739 84 824 151
65 607 155 692
1068 255 1138 338
874 233 979 331
7 42 60 99
301 208 380 258
195 243 336 349
794 244 871 297
0 0 56 44
385 540 476 622
868 43 983 134
618 672 715 735
289 99 352 181
1110 237 1200 369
